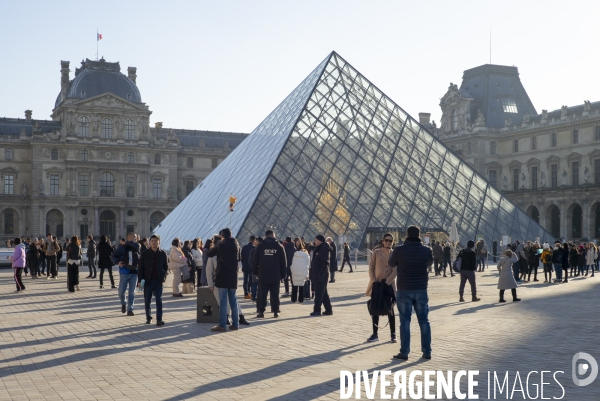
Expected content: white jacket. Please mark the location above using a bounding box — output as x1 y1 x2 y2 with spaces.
289 251 310 286
586 248 597 265
190 248 203 267
206 256 217 287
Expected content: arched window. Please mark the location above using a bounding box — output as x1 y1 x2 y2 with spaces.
78 116 89 137
451 109 458 131
81 150 88 161
490 141 496 155
127 152 134 164
99 172 115 197
125 119 135 140
187 157 193 168
3 209 15 234
51 149 58 160
102 118 113 139
154 154 161 165
5 148 13 161
211 158 218 168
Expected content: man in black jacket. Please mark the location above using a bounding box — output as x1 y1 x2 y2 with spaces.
310 234 333 316
387 226 432 360
241 236 255 299
138 234 169 326
282 236 296 297
212 228 242 331
327 237 338 283
252 230 286 318
86 235 97 278
458 240 480 302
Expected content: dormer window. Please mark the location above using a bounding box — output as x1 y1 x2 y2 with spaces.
501 98 518 113
127 94 131 100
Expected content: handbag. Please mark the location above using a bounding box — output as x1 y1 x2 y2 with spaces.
452 252 462 273
303 280 311 298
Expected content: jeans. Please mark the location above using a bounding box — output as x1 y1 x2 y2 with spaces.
257 282 280 313
39 257 46 275
88 257 97 277
396 289 431 356
218 287 239 328
251 280 258 301
477 255 486 270
144 279 163 322
119 273 138 312
312 280 332 314
242 271 252 295
459 270 477 297
47 255 57 277
553 263 563 281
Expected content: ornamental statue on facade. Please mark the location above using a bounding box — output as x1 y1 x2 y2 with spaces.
562 170 567 186
584 166 590 184
474 109 485 127
502 176 508 191
540 171 546 188
521 173 526 189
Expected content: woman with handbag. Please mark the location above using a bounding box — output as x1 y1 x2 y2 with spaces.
66 236 83 292
365 233 397 343
289 239 310 303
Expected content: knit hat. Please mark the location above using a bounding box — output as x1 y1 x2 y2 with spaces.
315 234 326 243
543 242 549 249
467 240 475 248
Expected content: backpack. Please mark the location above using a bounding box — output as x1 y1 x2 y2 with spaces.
542 251 552 264
452 251 463 273
367 280 395 316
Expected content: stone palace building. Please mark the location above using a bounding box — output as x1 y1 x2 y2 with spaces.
0 58 247 242
427 64 600 242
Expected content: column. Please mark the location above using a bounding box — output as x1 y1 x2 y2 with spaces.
120 208 125 239
94 207 99 237
39 205 45 236
582 199 590 240
559 201 567 241
538 203 547 232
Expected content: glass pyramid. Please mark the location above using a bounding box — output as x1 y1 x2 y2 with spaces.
153 51 553 248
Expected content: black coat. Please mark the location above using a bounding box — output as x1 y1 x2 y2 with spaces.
252 237 287 284
66 244 82 260
329 242 338 272
343 245 350 259
215 237 241 289
97 241 114 269
310 242 330 283
388 237 432 291
284 242 296 268
87 239 97 258
241 243 254 273
459 248 477 271
138 248 169 283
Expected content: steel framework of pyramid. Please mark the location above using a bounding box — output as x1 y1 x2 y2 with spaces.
154 51 553 248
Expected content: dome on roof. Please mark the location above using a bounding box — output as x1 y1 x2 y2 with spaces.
55 58 141 108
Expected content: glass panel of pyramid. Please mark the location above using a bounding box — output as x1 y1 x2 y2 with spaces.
154 51 554 248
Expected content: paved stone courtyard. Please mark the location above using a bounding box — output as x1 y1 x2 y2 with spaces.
1 261 599 400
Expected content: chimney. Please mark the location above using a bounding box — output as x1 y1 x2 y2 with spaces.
127 67 137 83
155 122 163 129
60 61 70 98
25 110 32 120
418 112 431 125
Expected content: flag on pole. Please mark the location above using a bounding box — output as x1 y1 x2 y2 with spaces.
97 33 103 41
229 195 237 212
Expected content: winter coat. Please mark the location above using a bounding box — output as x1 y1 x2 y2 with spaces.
541 248 553 265
138 248 169 283
26 244 40 267
252 237 287 285
205 256 217 287
586 248 597 265
310 242 330 283
328 242 338 272
388 237 432 291
10 244 26 268
497 255 518 290
568 248 577 267
168 246 188 270
66 244 82 261
366 247 397 296
87 239 97 258
190 249 203 268
577 249 586 267
432 245 443 259
284 242 296 268
120 241 141 274
241 242 254 273
459 248 477 271
443 245 451 259
552 248 564 264
343 245 350 259
97 241 115 270
215 237 241 289
289 250 310 286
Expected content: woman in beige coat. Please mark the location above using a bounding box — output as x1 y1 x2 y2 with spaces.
365 233 397 343
168 238 188 297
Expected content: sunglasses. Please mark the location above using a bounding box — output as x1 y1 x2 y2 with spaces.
383 239 393 243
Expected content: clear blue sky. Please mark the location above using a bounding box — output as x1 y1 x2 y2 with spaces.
1 0 599 133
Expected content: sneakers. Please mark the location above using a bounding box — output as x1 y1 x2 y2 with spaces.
211 325 226 332
367 334 379 342
472 297 481 302
281 292 290 298
274 312 280 318
111 285 117 289
256 313 265 318
323 310 333 316
309 311 321 316
127 311 134 316
121 305 126 313
422 354 432 360
393 353 408 360
391 333 397 343
156 321 165 327
75 285 80 291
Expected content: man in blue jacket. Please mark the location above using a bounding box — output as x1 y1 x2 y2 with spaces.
388 225 433 361
241 235 255 300
117 233 140 316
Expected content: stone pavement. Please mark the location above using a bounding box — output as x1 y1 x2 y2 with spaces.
0 262 599 400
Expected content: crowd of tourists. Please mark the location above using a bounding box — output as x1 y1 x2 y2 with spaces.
8 226 598 360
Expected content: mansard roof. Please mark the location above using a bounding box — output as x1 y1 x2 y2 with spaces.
0 118 61 136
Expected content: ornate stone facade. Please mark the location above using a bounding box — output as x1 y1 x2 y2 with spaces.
434 64 600 242
0 59 247 241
